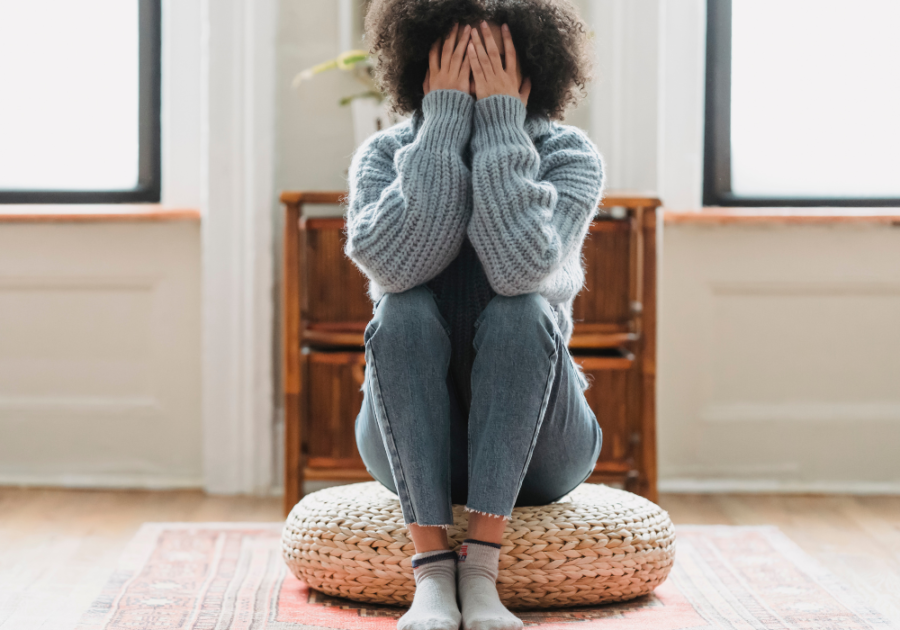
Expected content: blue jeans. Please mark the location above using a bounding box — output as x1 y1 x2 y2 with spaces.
355 285 602 527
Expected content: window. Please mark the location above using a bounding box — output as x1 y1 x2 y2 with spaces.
0 0 160 203
704 0 900 206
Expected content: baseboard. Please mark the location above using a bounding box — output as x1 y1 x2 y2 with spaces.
9 474 897 496
659 478 900 495
0 472 204 490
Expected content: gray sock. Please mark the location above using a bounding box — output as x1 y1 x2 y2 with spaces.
456 540 523 630
398 549 461 630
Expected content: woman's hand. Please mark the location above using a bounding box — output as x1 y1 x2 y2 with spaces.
468 21 531 108
422 23 472 96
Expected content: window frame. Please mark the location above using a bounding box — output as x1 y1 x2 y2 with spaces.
0 0 161 204
703 0 900 207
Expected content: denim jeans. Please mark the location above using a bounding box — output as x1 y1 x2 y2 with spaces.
355 285 602 527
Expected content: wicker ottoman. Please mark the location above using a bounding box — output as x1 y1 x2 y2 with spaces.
282 481 675 609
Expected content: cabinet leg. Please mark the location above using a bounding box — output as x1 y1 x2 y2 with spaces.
284 392 305 516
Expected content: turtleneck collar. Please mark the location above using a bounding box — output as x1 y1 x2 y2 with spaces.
410 97 552 142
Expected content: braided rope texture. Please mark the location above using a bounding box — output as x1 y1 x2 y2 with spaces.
282 482 676 609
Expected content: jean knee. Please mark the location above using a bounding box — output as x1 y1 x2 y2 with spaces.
366 285 447 343
475 292 557 344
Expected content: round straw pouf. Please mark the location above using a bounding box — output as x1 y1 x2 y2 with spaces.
282 481 675 609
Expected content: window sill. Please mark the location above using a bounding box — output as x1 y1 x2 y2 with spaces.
664 207 900 225
0 204 200 223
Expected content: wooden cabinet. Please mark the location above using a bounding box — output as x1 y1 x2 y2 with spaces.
282 191 661 514
305 351 367 474
575 351 637 478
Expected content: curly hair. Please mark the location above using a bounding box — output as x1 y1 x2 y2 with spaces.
363 0 594 120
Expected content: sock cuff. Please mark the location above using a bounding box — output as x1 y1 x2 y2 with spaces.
458 539 502 566
411 550 458 569
462 538 502 550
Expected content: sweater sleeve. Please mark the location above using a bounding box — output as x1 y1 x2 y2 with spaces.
467 94 605 297
344 88 475 294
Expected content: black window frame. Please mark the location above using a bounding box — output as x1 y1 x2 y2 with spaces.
0 0 161 204
703 0 900 207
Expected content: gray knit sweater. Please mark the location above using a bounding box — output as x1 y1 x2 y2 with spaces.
345 88 605 396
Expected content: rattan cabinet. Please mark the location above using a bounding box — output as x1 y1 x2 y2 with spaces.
281 191 661 515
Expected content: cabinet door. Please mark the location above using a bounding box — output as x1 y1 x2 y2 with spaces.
573 352 637 478
305 351 367 471
571 218 634 347
304 220 372 328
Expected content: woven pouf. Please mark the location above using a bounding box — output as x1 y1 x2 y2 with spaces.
282 481 675 609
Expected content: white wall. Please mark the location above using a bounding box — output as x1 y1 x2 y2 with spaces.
0 222 202 488
589 0 660 192
588 0 706 207
644 1 900 491
161 0 201 208
276 1 359 196
659 223 900 492
0 0 206 490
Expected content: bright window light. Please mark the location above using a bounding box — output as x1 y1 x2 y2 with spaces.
0 0 139 191
731 0 900 198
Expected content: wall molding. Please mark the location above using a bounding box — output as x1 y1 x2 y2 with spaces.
659 478 900 495
0 396 161 416
0 473 203 490
701 401 900 424
0 276 158 291
201 0 277 494
710 280 900 297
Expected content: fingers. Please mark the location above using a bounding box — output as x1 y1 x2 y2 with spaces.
467 38 486 92
448 24 471 77
423 67 430 94
441 23 459 69
459 55 471 91
469 28 494 80
429 40 440 75
478 21 503 75
501 23 517 75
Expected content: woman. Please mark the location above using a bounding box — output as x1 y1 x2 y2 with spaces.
345 1 605 629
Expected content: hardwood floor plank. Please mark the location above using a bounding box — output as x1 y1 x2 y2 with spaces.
0 489 281 630
658 492 735 524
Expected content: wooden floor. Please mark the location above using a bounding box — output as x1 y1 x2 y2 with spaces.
1 488 898 629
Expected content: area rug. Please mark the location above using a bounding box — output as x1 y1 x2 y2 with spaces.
74 523 893 630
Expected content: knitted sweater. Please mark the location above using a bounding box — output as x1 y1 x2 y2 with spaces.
345 88 605 395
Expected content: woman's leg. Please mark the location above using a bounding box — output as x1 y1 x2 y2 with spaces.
355 285 458 530
457 293 600 630
354 285 469 630
466 292 600 520
515 345 602 507
356 365 469 552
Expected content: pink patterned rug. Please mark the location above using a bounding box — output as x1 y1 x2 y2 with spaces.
75 523 893 630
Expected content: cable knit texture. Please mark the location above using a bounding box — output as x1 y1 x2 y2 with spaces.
345 89 605 391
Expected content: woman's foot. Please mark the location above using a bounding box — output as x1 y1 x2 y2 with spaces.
457 540 523 630
398 549 461 630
